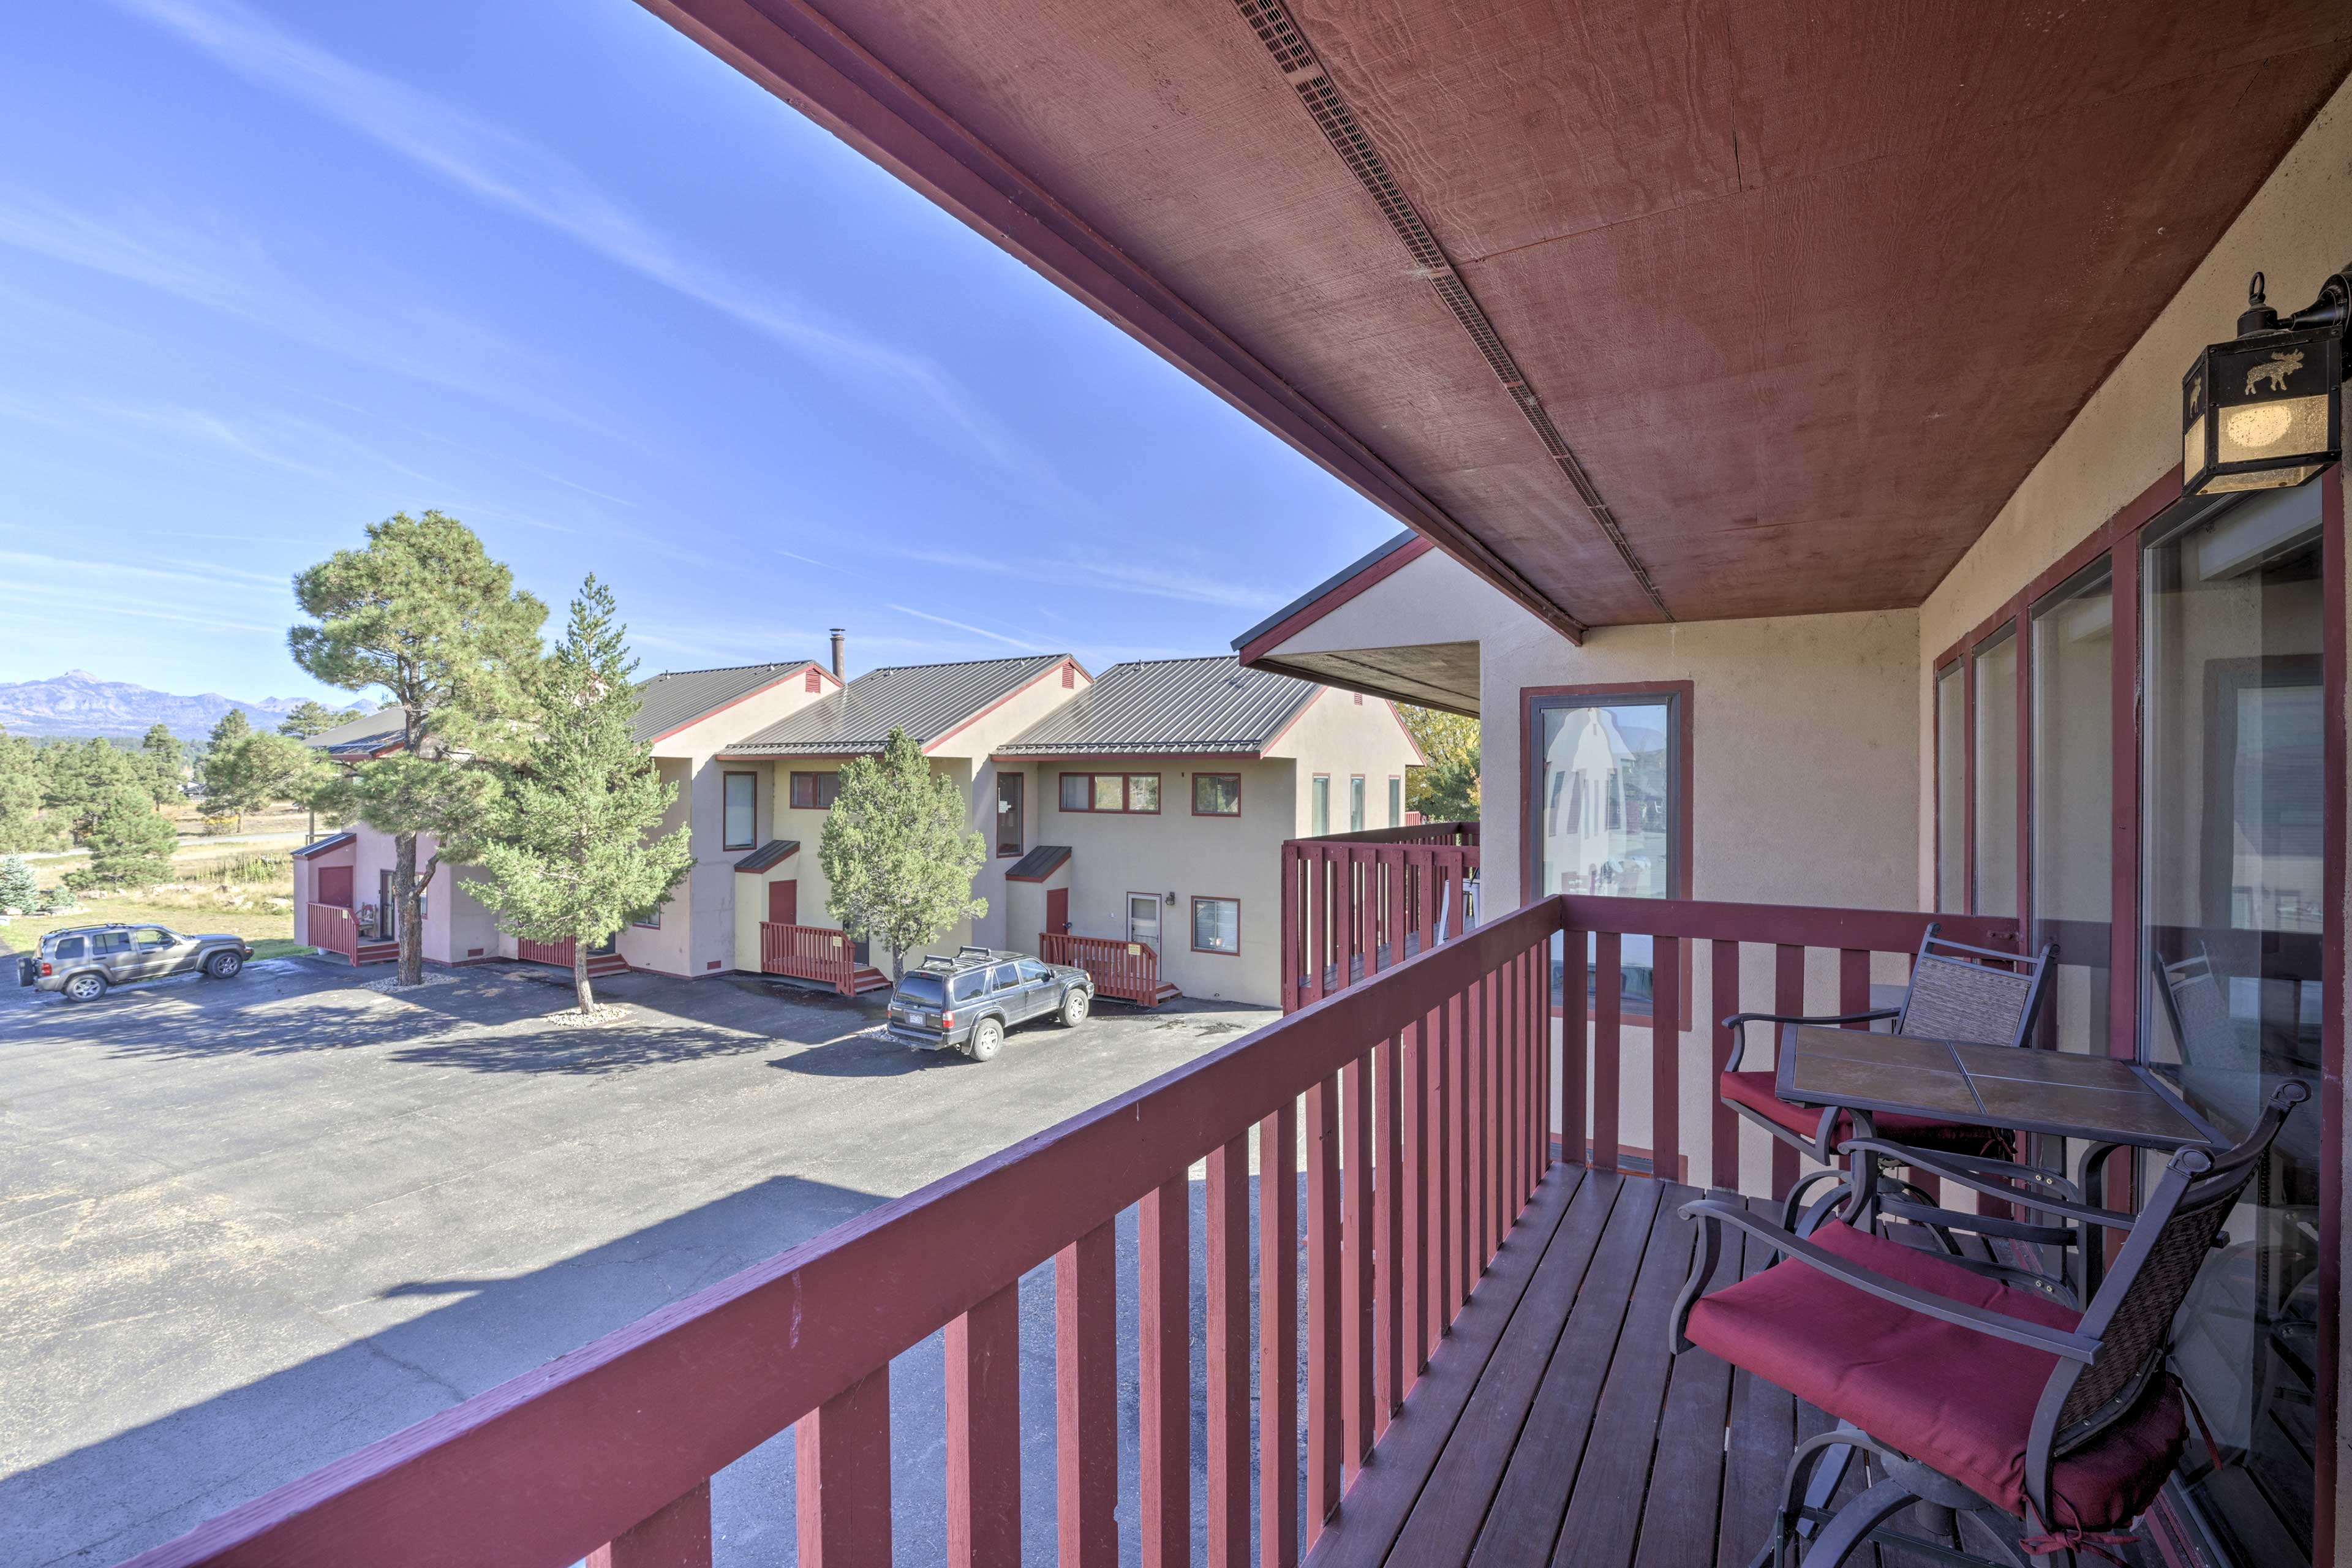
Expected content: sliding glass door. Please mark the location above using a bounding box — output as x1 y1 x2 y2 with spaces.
2030 563 2113 1057
2143 481 2327 1566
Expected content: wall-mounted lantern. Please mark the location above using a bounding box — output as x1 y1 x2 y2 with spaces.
2182 268 2350 496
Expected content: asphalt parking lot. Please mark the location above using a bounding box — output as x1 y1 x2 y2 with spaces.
1 956 1274 1566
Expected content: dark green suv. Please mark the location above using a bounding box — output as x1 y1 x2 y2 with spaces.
884 946 1093 1061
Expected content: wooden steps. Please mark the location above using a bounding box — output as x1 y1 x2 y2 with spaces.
1150 981 1180 1004
846 967 893 995
352 942 399 966
584 952 630 979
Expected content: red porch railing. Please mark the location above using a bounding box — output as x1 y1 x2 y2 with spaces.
1555 895 2021 1194
1283 826 1479 1011
1039 930 1166 1006
116 894 1562 1568
759 921 858 995
307 902 357 962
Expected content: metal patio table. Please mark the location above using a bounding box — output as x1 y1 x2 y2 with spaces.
1774 1022 2229 1293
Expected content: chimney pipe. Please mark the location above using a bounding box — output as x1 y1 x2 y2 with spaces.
829 628 846 681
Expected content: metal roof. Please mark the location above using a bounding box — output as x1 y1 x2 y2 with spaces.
732 839 801 873
289 831 356 859
724 655 1067 756
632 662 817 743
1230 530 1422 652
306 709 407 759
301 663 820 758
1003 845 1071 883
995 655 1316 757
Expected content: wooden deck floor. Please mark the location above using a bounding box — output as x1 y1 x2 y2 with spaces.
1303 1163 1939 1568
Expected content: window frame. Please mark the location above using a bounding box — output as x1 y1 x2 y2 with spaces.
1518 683 1693 906
996 769 1025 857
1192 772 1242 817
1388 775 1403 827
1349 774 1366 832
1189 895 1242 956
1310 773 1330 836
1057 771 1163 814
789 771 842 812
722 770 758 851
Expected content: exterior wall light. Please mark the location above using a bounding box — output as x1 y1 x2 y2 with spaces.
2182 267 2350 496
1164 891 1178 907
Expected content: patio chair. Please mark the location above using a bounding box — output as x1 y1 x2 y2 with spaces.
1718 923 2056 1231
1668 1079 2308 1568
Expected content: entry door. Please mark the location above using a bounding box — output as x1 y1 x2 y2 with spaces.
316 865 353 908
767 880 797 925
1045 886 1069 938
1127 894 1161 954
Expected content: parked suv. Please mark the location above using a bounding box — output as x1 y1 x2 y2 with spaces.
16 922 254 1003
884 946 1093 1061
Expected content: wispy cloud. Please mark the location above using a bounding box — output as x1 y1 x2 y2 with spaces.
886 603 1050 653
111 0 1082 501
0 187 540 405
884 543 1283 611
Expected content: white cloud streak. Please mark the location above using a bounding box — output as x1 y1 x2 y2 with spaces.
885 603 1050 652
884 543 1283 611
110 0 1080 500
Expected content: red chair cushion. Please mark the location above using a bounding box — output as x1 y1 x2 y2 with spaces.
1685 1220 2184 1529
1719 1070 2010 1157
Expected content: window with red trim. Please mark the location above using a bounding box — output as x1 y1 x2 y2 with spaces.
1058 772 1161 813
790 771 841 811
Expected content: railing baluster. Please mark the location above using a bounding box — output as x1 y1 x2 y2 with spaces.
1593 930 1623 1172
1281 843 1299 1012
1208 1134 1251 1566
1341 1049 1374 1479
1309 849 1330 1003
1838 948 1870 1022
1450 984 1472 1310
1405 1009 1429 1371
1652 935 1681 1184
1139 1180 1189 1568
947 1285 1020 1568
1561 926 1585 1169
1479 968 1498 1264
590 1480 711 1568
1771 944 1805 1200
1376 1029 1402 1427
1260 1101 1300 1568
797 1368 892 1567
1305 1074 1342 1545
1711 938 1740 1192
1432 986 1455 1329
1057 1223 1118 1568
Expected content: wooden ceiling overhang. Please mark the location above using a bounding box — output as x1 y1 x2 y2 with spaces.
643 0 2352 633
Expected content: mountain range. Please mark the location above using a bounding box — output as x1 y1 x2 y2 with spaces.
0 671 309 739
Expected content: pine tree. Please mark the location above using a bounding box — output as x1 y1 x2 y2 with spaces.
277 700 364 739
470 576 692 1014
818 726 987 980
140 723 186 807
0 853 37 915
66 786 178 890
290 510 546 984
41 737 143 842
0 726 57 853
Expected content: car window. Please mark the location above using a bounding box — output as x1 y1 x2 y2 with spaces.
1017 960 1049 982
951 970 987 1003
895 974 944 1006
132 929 172 949
988 964 1020 992
92 931 131 954
53 937 85 960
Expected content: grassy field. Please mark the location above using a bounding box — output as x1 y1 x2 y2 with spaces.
2 846 308 960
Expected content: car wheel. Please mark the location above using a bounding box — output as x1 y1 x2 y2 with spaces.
62 972 107 1004
1058 988 1088 1027
967 1017 1005 1062
203 950 244 979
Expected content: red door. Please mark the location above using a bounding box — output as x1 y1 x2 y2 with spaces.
1045 887 1069 938
316 865 353 907
767 880 797 925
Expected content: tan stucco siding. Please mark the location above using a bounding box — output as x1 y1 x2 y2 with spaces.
1264 688 1424 837
617 756 699 975
1264 546 1526 658
1914 73 2352 903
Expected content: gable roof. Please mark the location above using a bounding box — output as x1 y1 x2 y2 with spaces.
722 654 1069 757
301 662 826 759
633 662 823 744
289 831 355 859
995 655 1317 758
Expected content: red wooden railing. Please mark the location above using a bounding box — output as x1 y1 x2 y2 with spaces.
1555 895 2022 1194
1283 830 1479 1011
760 921 858 995
307 902 357 962
116 895 1563 1568
1039 930 1164 1006
516 937 573 968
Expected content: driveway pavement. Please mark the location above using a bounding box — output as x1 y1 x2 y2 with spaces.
1 958 1275 1566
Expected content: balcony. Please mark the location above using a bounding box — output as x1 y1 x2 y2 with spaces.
115 888 2040 1568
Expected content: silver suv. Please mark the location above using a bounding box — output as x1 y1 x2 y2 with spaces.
17 922 253 1003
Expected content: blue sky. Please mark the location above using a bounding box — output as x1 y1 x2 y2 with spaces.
0 0 1395 704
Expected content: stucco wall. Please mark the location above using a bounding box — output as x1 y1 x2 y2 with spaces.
619 756 699 975
1265 688 1423 837
1268 542 1524 658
